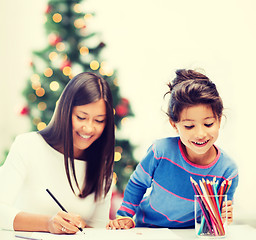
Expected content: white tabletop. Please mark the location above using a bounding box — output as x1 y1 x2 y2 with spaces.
1 225 255 240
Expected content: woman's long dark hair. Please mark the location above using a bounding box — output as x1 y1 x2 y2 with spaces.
39 72 114 201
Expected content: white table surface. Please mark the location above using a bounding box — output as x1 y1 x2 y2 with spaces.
1 225 255 240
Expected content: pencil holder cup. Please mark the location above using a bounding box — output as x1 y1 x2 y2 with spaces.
194 195 227 238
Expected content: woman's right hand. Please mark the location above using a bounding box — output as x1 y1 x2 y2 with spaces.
48 211 86 234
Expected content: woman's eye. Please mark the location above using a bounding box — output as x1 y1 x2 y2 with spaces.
96 119 105 123
205 123 214 127
77 116 85 120
185 125 194 129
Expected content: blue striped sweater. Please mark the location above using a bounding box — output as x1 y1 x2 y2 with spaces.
116 137 239 228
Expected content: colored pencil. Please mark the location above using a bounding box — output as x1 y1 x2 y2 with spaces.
190 176 231 236
190 177 212 234
212 182 221 216
218 181 225 206
206 180 223 228
191 178 217 233
225 180 232 194
200 180 224 235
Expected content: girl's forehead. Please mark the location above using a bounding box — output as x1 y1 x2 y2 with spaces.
180 104 215 121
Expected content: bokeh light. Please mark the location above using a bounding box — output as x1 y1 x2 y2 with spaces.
44 68 53 77
49 52 58 61
63 66 72 76
37 122 47 131
56 42 65 52
52 13 62 23
73 4 82 13
79 46 89 55
30 74 40 83
84 13 93 21
32 82 41 90
28 93 37 102
38 102 47 111
115 146 123 153
49 81 60 91
74 18 85 29
90 60 99 70
35 87 45 97
112 172 117 185
32 117 41 126
114 152 122 162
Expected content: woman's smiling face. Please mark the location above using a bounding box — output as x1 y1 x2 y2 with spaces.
170 104 221 164
71 99 106 158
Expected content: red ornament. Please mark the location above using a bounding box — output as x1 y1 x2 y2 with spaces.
45 5 52 14
98 42 105 48
121 98 129 106
48 33 62 46
60 60 71 70
115 104 128 117
20 106 29 116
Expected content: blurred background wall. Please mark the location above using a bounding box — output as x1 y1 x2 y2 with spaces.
1 0 256 226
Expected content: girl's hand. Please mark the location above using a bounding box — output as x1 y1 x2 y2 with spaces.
106 217 135 230
221 200 233 225
48 211 86 234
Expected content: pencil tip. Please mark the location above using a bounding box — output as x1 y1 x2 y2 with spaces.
190 176 196 184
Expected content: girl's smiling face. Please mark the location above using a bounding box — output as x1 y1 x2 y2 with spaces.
72 99 106 158
170 104 221 165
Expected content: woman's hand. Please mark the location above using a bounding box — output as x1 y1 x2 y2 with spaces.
48 211 86 234
221 200 233 225
106 217 135 230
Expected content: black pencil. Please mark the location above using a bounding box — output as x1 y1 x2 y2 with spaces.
15 235 42 240
46 189 84 233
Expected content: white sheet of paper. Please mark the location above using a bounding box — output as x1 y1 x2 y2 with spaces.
32 228 182 240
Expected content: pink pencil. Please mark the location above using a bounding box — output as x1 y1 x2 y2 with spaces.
190 177 212 233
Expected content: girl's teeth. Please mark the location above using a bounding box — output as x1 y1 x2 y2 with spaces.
194 140 208 145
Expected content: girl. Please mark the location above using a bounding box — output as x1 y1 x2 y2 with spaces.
107 69 238 229
0 72 115 233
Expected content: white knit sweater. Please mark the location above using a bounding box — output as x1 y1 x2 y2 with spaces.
0 132 112 230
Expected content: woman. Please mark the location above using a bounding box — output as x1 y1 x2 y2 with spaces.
0 72 115 234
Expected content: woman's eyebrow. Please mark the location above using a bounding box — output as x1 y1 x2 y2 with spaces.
78 111 106 117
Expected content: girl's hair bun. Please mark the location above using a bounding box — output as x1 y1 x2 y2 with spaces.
168 69 209 91
166 69 223 122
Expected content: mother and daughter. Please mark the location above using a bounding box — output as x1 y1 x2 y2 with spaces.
0 69 238 233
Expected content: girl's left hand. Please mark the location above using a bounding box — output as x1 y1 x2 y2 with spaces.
221 200 233 224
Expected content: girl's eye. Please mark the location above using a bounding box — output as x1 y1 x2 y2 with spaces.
205 123 214 127
185 125 194 129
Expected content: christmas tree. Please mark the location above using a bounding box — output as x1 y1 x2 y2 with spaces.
20 0 137 193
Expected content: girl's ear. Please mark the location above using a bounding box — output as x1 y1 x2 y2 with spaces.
218 116 222 129
169 119 177 131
